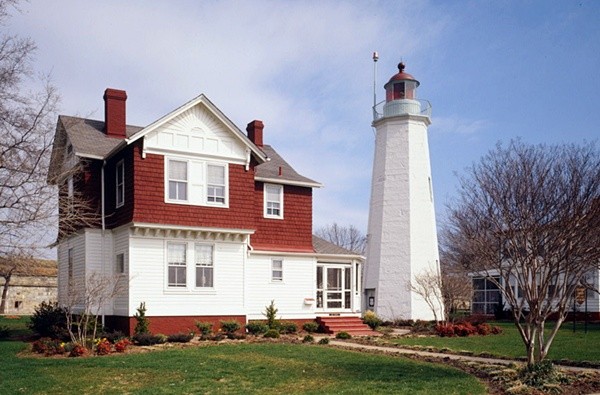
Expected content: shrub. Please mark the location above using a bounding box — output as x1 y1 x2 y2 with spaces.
31 338 64 356
69 344 87 357
63 342 76 353
167 332 194 343
335 331 352 339
362 310 382 330
303 334 314 343
246 321 269 335
302 322 319 333
133 302 150 335
491 325 502 335
263 300 279 330
132 333 166 346
454 322 477 337
263 329 280 338
279 321 297 334
98 330 126 343
114 338 131 353
195 321 213 339
476 323 491 336
95 338 112 355
435 324 455 337
29 301 69 340
519 361 568 389
318 338 329 345
0 325 9 339
220 320 241 338
411 320 434 334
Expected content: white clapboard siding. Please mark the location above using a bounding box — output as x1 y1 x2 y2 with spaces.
128 236 245 316
245 254 316 320
112 227 130 315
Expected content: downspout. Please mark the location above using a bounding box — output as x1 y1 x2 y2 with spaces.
101 161 106 327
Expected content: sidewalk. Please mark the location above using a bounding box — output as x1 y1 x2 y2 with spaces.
328 340 600 373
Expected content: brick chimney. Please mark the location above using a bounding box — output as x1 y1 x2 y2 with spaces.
103 88 127 138
246 120 264 147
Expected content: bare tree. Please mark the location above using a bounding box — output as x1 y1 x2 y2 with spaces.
446 140 600 365
316 223 366 254
409 268 444 323
64 272 125 348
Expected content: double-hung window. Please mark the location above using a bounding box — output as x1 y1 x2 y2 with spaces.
271 259 283 282
195 244 214 288
207 164 226 205
264 184 283 218
115 253 125 274
67 248 73 284
116 160 125 208
168 159 188 201
167 243 187 287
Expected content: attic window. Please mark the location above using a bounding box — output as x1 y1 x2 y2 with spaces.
264 184 283 219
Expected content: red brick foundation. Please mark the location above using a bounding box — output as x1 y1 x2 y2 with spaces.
104 315 247 336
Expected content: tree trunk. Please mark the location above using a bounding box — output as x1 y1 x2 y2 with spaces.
0 275 11 314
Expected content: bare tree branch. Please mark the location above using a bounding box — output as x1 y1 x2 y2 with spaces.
315 223 366 254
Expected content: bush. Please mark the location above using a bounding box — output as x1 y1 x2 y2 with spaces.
454 322 477 337
114 338 131 353
132 333 166 346
263 329 280 338
195 321 213 339
318 338 329 345
303 334 314 343
302 322 319 333
335 331 352 339
0 325 9 339
31 338 65 356
263 300 279 330
279 321 297 334
491 325 502 335
220 320 241 338
246 321 269 335
411 320 434 333
95 338 112 355
435 324 455 337
69 344 87 357
476 323 491 336
133 302 150 335
519 361 568 389
167 332 194 343
362 310 382 330
29 301 69 340
98 330 126 343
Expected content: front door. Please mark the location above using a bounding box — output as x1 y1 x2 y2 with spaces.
316 264 352 312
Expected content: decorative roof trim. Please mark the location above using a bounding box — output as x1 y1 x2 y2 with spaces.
254 176 323 188
249 249 363 260
111 94 267 162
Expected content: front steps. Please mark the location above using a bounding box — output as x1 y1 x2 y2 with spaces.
316 316 380 336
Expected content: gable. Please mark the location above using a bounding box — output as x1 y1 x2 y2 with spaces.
144 103 248 163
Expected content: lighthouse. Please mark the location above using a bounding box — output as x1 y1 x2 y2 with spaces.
364 62 443 321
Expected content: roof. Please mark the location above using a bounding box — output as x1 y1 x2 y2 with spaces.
312 235 362 256
255 145 321 188
59 115 143 159
0 258 57 277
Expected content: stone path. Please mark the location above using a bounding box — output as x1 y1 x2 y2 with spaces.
327 340 600 373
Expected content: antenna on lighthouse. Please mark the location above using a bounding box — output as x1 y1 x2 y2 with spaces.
372 51 379 118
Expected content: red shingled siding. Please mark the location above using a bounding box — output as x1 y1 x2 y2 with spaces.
252 183 313 251
104 144 135 228
131 149 313 250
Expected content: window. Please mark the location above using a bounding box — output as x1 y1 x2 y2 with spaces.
67 248 73 284
264 184 283 218
472 276 501 315
207 165 225 205
271 259 283 282
195 244 214 287
116 160 125 207
168 160 188 201
167 243 187 287
67 176 74 199
115 253 125 274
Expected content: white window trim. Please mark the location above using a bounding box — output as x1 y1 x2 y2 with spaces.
271 258 283 282
264 183 284 219
164 156 229 208
116 160 125 208
67 176 74 199
194 243 215 289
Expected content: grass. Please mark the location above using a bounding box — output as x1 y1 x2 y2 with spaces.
387 321 600 362
0 315 31 338
0 316 484 394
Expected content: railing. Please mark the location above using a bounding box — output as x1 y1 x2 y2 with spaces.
372 98 432 121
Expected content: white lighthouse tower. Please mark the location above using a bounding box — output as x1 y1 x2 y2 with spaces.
364 62 442 321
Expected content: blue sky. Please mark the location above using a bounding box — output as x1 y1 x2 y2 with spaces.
8 0 600 236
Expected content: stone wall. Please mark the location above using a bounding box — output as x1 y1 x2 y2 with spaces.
0 275 57 315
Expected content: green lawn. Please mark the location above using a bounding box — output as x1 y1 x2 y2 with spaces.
387 322 600 362
0 316 484 394
0 315 31 338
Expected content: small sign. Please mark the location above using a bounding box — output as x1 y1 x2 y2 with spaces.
575 287 586 305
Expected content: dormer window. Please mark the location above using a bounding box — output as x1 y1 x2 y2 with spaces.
165 157 228 207
207 164 226 205
264 184 283 219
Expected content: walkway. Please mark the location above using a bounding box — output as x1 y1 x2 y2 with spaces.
328 340 600 373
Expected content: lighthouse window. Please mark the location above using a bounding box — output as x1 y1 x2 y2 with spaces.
393 82 406 100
